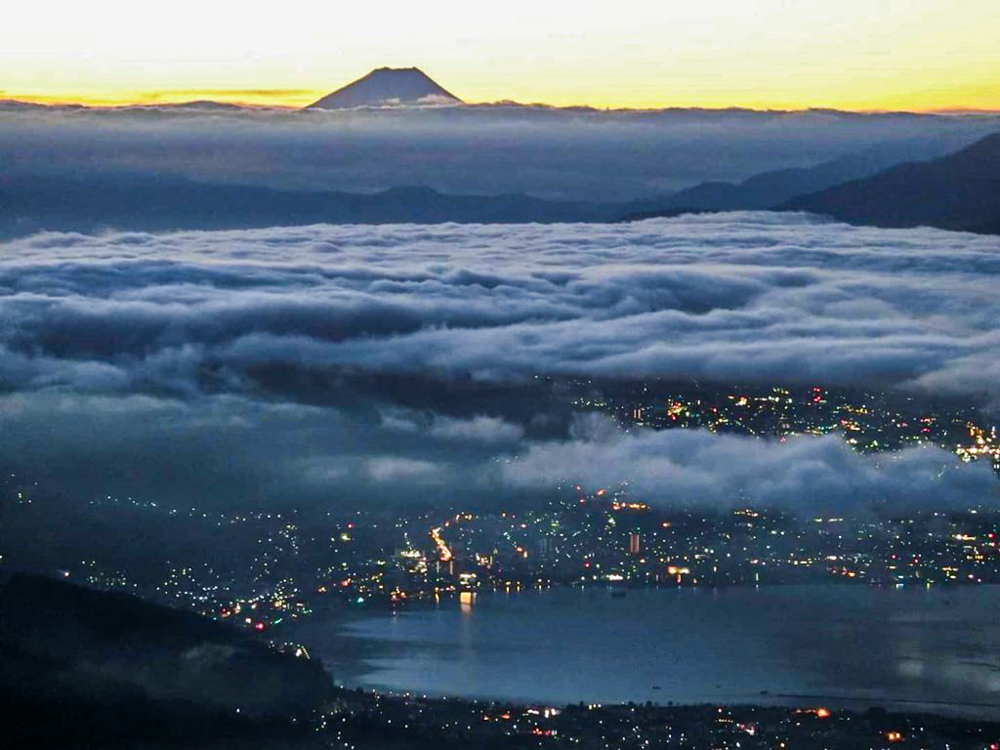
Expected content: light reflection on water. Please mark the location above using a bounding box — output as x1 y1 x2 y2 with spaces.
291 585 1000 719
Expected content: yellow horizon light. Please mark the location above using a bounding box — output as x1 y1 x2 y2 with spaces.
2 1 998 113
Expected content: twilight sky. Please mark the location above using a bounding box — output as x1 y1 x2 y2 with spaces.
4 0 999 110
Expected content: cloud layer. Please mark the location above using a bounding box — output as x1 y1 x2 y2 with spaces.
2 212 999 403
505 415 996 514
1 213 997 521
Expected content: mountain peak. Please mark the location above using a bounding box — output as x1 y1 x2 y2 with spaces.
307 67 463 110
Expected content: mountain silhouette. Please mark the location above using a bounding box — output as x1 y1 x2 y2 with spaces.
0 574 333 747
0 176 619 237
0 573 333 715
618 133 993 219
785 131 1000 234
308 67 462 109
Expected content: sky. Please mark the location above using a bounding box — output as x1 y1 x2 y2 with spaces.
3 0 999 110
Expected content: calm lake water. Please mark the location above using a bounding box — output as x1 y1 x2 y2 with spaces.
291 585 1000 718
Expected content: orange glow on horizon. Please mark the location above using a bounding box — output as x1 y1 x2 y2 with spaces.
3 90 317 109
6 86 1000 114
2 1 998 113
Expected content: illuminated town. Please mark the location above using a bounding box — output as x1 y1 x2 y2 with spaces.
578 380 1000 474
3 380 1000 749
308 691 1000 750
2 381 998 635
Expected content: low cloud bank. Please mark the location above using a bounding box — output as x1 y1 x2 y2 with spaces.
505 416 996 515
0 214 997 520
2 213 999 403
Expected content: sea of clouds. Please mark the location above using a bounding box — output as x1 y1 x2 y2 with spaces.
1 212 998 515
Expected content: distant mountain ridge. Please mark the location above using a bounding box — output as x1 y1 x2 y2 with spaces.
785 131 1000 234
618 133 993 219
0 175 615 236
2 126 998 236
308 67 462 109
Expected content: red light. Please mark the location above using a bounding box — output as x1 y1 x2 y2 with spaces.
254 622 265 631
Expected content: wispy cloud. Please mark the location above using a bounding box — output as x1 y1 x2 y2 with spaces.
503 415 995 515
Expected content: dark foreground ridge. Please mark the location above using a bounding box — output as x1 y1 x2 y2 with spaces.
0 573 332 747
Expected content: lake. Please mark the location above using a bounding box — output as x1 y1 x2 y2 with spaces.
290 585 1000 718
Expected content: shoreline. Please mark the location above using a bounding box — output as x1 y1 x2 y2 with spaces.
288 585 1000 722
